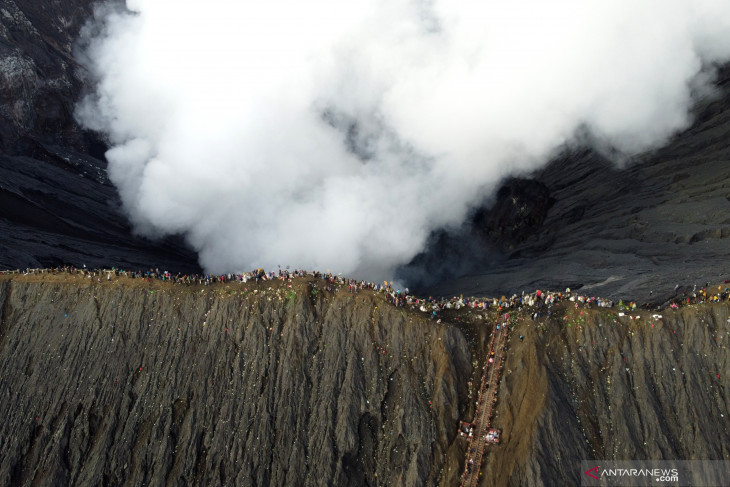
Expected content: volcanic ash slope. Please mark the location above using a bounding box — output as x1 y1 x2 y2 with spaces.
0 277 471 486
483 304 730 486
1 275 729 486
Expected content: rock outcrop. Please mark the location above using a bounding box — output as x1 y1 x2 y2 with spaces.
0 0 201 273
0 0 94 150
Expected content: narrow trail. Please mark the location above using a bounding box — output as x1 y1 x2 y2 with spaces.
459 317 509 487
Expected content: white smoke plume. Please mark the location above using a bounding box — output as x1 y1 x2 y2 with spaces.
77 0 730 278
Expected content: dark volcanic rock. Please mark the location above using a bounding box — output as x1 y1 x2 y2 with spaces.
0 151 201 272
0 0 201 273
0 0 95 151
413 68 730 304
472 178 555 253
3 0 730 299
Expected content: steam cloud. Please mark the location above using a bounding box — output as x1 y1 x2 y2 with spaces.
77 0 730 278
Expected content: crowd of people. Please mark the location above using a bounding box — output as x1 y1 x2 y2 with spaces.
3 266 730 318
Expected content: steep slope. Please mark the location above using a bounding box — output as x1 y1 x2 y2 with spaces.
405 66 730 303
0 0 201 272
0 275 471 486
1 274 728 486
484 304 730 486
0 0 94 149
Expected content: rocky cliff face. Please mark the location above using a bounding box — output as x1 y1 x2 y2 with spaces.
0 0 201 273
0 275 471 486
1 274 728 486
484 304 730 486
402 66 730 304
0 0 94 151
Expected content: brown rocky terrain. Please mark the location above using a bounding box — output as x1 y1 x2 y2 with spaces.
0 273 472 486
484 303 730 486
0 273 728 486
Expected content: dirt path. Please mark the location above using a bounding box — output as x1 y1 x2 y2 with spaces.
460 318 509 487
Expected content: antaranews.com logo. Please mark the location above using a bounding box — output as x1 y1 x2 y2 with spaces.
580 460 730 486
